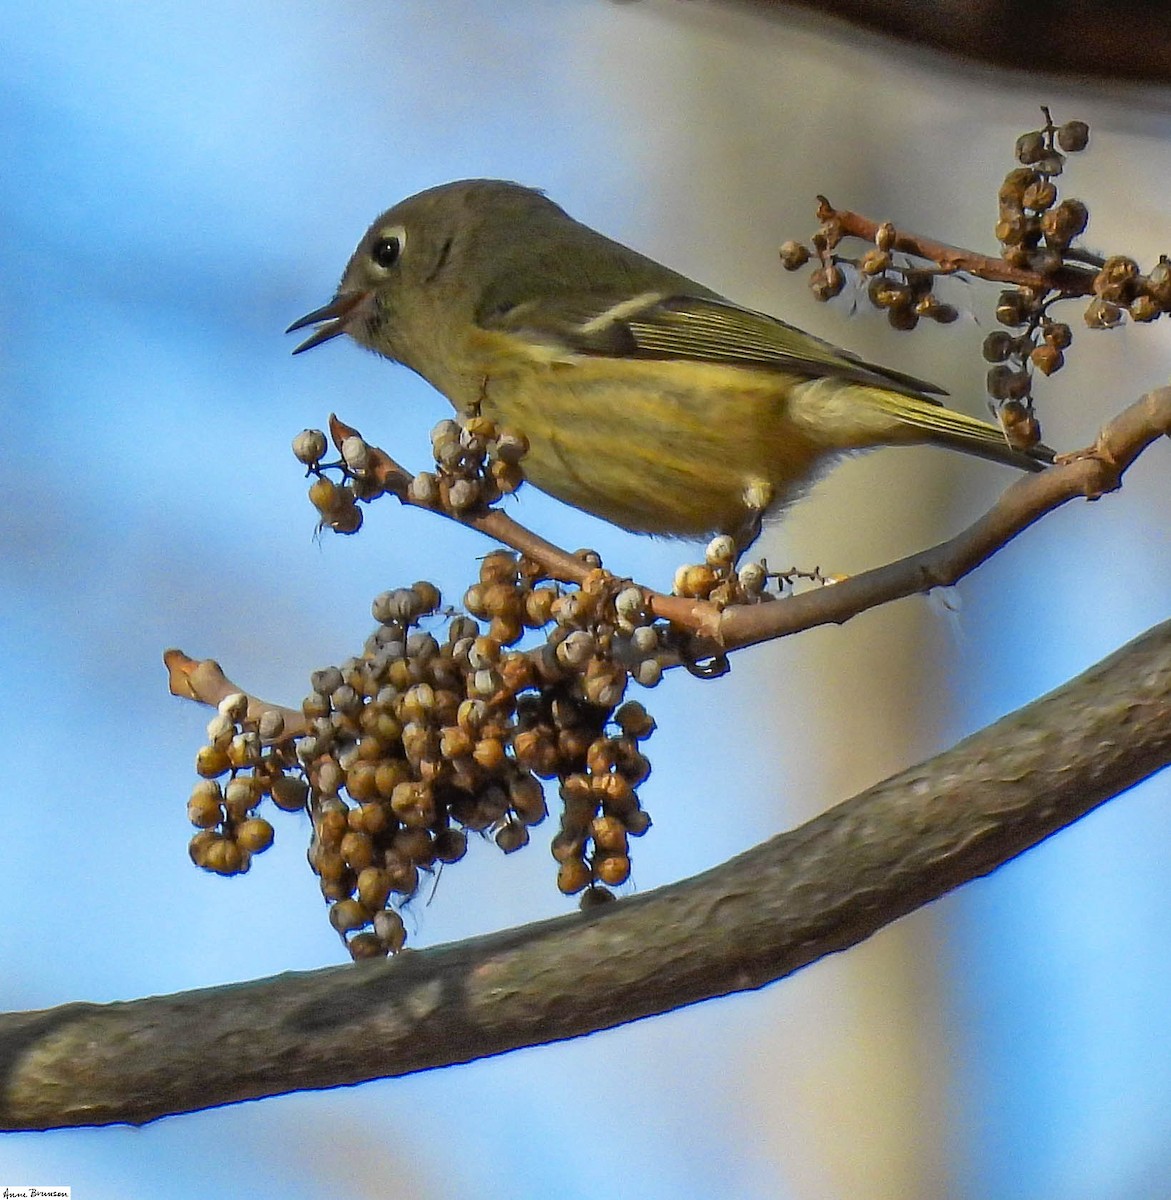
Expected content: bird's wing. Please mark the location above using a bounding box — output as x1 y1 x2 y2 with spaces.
486 292 946 400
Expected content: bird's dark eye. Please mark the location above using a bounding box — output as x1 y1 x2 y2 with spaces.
372 235 401 269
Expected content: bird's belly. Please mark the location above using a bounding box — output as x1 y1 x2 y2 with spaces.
478 357 825 539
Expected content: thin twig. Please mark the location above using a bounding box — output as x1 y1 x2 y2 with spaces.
816 196 1100 293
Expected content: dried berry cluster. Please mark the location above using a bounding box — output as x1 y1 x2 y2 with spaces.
186 553 666 958
781 222 959 333
670 533 842 606
780 111 1169 453
294 412 527 535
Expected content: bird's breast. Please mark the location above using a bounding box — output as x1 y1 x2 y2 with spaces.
457 330 831 539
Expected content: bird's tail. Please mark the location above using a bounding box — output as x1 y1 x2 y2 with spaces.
874 390 1054 472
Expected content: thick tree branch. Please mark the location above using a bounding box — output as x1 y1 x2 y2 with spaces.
7 615 1171 1130
724 0 1171 83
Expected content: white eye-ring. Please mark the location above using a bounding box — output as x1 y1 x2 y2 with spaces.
370 225 406 271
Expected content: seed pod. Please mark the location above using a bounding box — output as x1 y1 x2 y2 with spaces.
292 428 328 465
809 264 845 301
1056 120 1089 152
1014 130 1047 165
778 240 810 270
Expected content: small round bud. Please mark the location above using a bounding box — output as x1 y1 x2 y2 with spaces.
315 756 345 796
579 885 616 911
430 418 461 448
994 290 1029 327
981 330 1015 363
995 212 1031 246
557 857 592 895
582 665 627 709
492 428 529 464
591 814 629 854
556 629 596 668
986 365 1030 402
778 240 810 270
704 534 737 568
1021 180 1057 211
1029 343 1064 376
1040 198 1088 248
331 684 362 715
326 499 362 535
1056 120 1089 153
615 700 656 739
736 560 766 596
203 835 248 876
311 666 344 696
205 712 235 748
1094 256 1140 303
187 787 223 829
809 264 845 301
223 774 261 818
340 435 370 474
271 773 309 811
347 932 387 960
1035 151 1065 177
874 222 896 252
236 817 274 853
195 744 231 778
433 828 469 864
340 830 375 871
218 692 249 722
594 853 631 887
859 248 891 276
445 478 479 512
1084 297 1124 329
673 563 718 599
411 580 441 614
886 304 919 332
868 277 908 310
998 167 1040 207
998 400 1042 452
407 471 439 506
292 429 328 465
329 899 370 934
257 709 285 743
495 820 529 854
1015 130 1047 165
1146 259 1171 306
1129 294 1161 323
633 658 663 688
373 909 407 953
308 476 341 516
1042 321 1072 349
614 586 646 628
923 300 958 324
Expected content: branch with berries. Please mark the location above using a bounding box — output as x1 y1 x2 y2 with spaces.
166 110 1169 962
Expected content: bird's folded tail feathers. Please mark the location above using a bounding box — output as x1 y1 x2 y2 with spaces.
875 391 1055 471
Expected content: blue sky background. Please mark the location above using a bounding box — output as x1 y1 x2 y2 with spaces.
3 4 1171 1197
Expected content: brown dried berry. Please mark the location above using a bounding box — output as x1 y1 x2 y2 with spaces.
779 240 810 270
1056 120 1089 153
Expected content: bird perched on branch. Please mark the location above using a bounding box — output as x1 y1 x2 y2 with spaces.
289 179 1051 548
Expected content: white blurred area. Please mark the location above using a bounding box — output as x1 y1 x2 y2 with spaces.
2 3 1169 1198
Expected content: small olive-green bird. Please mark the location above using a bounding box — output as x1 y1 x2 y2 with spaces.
288 179 1051 547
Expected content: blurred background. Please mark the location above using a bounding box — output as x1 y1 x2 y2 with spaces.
2 2 1170 1196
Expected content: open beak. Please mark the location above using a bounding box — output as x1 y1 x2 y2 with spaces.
286 291 369 354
